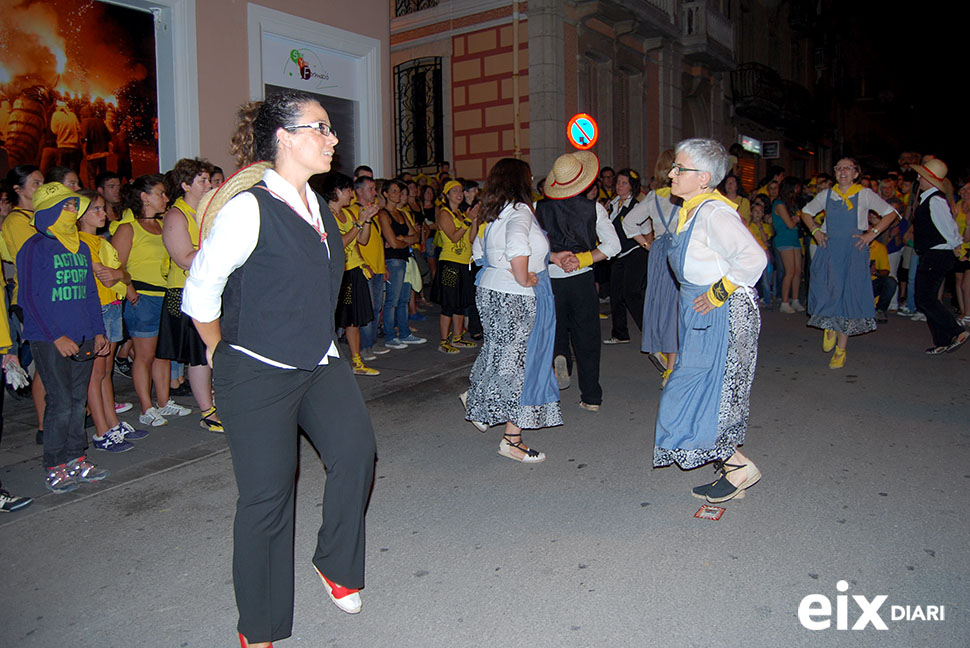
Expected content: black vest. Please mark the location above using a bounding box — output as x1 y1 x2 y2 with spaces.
913 189 947 256
611 198 639 253
536 195 597 253
221 183 344 370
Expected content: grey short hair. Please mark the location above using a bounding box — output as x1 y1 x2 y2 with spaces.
675 138 729 189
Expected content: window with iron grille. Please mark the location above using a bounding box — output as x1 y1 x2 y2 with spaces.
395 0 439 18
395 57 444 176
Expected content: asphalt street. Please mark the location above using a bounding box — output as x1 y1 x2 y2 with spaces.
1 305 967 647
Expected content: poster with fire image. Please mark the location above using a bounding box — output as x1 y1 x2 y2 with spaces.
0 0 159 185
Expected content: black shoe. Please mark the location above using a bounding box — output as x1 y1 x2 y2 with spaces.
35 429 43 445
946 331 969 354
114 358 132 378
705 460 762 504
169 382 192 397
691 481 716 499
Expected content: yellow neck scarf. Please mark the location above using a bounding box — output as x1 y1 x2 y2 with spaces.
47 208 81 253
832 183 864 211
677 190 737 233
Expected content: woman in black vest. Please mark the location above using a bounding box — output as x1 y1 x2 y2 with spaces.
182 91 377 648
604 168 647 345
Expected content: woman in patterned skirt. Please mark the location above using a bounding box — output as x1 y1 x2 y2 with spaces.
464 158 572 463
653 138 767 503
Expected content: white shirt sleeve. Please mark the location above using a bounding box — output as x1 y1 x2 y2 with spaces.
622 199 653 238
800 190 828 217
685 203 766 287
929 194 962 249
594 202 621 260
181 192 259 322
504 204 533 260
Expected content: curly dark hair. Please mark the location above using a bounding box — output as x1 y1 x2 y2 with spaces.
164 157 212 204
230 90 318 167
480 158 534 223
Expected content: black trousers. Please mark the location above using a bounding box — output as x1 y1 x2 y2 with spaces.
552 272 603 405
914 249 963 347
32 339 93 468
609 247 647 340
872 275 897 313
213 344 376 643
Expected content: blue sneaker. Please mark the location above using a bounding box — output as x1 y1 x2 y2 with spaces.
45 464 79 494
384 337 408 350
118 421 150 440
93 426 135 452
399 334 427 345
408 312 427 321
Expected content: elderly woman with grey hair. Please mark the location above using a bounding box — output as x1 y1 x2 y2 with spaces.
653 138 767 503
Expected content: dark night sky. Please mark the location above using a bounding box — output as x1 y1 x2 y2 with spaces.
838 2 969 177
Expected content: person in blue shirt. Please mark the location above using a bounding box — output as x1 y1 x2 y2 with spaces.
17 182 109 494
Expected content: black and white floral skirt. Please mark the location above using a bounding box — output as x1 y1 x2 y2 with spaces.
466 287 563 430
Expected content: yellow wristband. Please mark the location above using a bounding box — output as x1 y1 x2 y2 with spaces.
705 276 739 307
576 251 593 269
810 227 820 236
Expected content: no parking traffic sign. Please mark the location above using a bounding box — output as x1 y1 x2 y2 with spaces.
567 113 598 150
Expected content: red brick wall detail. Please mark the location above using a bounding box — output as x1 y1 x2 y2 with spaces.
451 22 529 180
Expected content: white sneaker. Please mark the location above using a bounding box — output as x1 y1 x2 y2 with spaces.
910 312 927 322
157 399 191 417
139 407 168 427
361 348 377 361
779 302 796 314
791 299 806 312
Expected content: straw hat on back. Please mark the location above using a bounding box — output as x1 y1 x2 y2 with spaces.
543 152 599 200
196 161 273 244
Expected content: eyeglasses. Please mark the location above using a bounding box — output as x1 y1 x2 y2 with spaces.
284 121 337 138
670 163 703 176
834 166 857 172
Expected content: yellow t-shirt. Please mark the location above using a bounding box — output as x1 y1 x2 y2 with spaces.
733 196 751 225
3 208 36 304
347 203 385 275
335 209 366 271
747 222 770 252
79 231 125 304
955 208 970 257
870 241 890 279
165 198 200 290
437 206 473 264
124 220 169 296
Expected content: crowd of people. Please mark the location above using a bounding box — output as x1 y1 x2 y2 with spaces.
3 87 968 647
0 159 228 510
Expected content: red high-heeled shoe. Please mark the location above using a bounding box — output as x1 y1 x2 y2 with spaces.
239 632 272 648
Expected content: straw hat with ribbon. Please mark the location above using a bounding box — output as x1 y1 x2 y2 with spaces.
911 158 948 193
196 161 273 244
543 151 599 200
